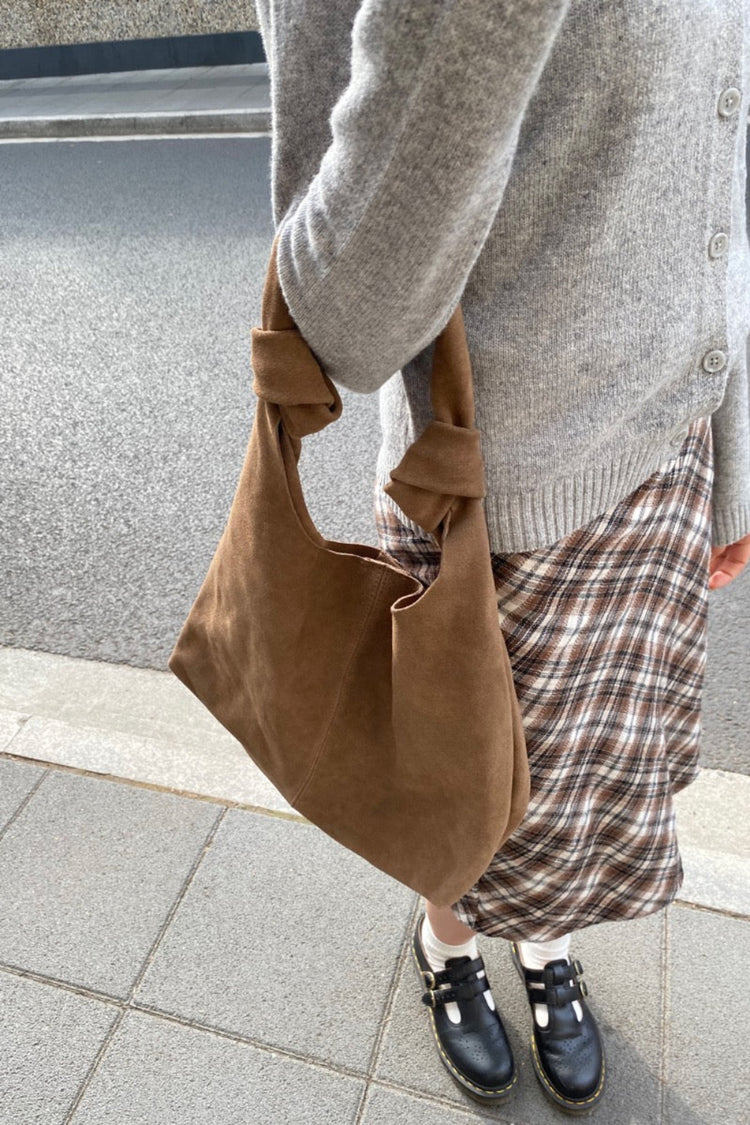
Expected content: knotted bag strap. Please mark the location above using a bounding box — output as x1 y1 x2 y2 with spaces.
250 233 487 538
250 237 343 439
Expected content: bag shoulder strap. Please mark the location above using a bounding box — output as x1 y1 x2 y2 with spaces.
250 234 487 538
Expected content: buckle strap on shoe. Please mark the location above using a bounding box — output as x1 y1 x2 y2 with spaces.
548 958 585 986
520 958 585 986
527 981 585 1007
422 974 490 1008
523 959 589 1007
419 954 486 990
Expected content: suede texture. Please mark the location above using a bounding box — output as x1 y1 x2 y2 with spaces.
168 234 529 906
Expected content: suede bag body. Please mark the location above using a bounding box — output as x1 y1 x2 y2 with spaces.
168 235 529 906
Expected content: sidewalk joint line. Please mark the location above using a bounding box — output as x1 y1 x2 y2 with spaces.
0 749 309 823
126 1000 371 1081
673 897 750 923
0 961 125 1008
127 805 229 1002
0 954 534 1124
361 1073 536 1124
658 907 671 1124
0 764 48 845
62 1008 128 1124
0 961 374 1087
60 805 230 1121
354 896 423 1124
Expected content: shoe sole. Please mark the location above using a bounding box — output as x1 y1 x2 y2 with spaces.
410 913 518 1105
509 941 606 1116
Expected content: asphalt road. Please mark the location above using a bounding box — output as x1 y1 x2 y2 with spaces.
0 138 382 652
1 137 748 775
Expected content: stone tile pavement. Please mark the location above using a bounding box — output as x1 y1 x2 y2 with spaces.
0 644 748 1124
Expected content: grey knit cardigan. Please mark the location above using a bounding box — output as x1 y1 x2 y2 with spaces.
255 0 750 553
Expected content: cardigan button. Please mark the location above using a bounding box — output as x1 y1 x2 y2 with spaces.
718 87 741 117
708 231 729 258
702 349 727 373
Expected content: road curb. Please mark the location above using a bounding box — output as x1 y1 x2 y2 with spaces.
0 107 271 139
1 644 749 924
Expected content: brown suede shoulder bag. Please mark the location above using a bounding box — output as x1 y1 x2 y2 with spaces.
168 234 529 907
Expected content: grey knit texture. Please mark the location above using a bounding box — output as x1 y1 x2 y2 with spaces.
256 0 750 552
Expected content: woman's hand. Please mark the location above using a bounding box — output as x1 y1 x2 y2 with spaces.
709 532 750 589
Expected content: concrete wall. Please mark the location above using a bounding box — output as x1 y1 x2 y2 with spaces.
0 3 259 51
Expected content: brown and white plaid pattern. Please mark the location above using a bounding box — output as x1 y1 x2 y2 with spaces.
373 415 714 941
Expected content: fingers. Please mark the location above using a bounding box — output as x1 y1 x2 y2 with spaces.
709 532 750 589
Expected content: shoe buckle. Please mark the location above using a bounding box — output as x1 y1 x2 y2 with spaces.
422 969 435 989
421 988 438 1009
571 960 588 997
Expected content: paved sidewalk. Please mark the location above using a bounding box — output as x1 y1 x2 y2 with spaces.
0 644 748 1124
0 63 271 138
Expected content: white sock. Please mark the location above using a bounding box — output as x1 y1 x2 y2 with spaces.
420 913 496 1025
517 934 583 1028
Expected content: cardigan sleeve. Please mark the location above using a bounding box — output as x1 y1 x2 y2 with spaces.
710 341 750 548
274 0 571 394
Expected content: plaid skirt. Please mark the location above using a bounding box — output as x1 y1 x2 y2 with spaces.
373 415 714 941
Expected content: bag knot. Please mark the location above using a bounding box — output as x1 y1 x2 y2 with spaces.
250 326 342 437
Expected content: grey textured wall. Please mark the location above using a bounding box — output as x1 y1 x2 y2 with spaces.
0 2 258 50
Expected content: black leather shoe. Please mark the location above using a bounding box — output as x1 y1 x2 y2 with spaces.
411 911 517 1104
510 942 606 1115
